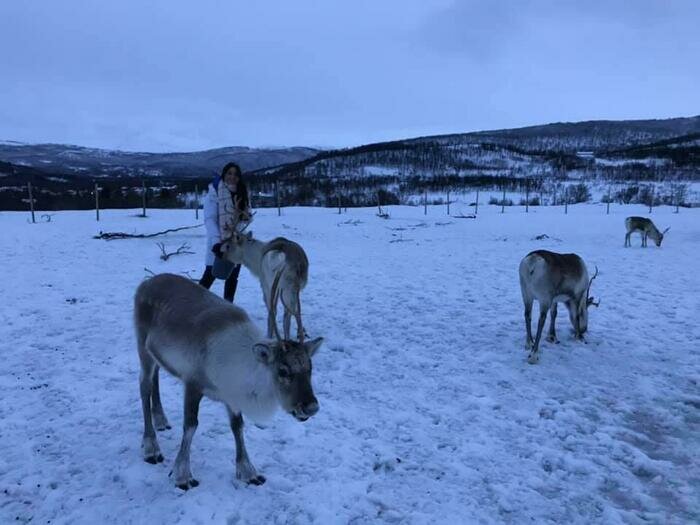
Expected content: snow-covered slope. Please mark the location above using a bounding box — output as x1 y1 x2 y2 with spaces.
1 204 697 524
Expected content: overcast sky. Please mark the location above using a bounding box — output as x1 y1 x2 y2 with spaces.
1 1 698 152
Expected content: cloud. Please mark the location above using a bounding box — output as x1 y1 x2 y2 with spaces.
0 1 698 151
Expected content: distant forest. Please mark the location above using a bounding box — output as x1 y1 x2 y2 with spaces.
1 126 698 211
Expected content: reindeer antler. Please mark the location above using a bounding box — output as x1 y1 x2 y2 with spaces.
587 265 600 307
662 227 670 234
588 265 599 288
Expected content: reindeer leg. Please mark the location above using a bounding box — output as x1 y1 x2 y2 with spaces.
172 383 202 490
283 310 292 341
151 366 171 431
294 288 305 342
624 232 630 247
523 299 534 349
547 302 559 343
139 356 163 464
262 285 275 338
528 302 549 364
228 409 266 486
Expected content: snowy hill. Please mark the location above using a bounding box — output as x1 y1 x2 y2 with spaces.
2 116 700 211
254 116 700 181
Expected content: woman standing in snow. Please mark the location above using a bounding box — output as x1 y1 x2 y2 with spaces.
199 162 251 302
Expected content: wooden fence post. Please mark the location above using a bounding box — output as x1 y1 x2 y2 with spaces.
649 186 654 214
337 194 342 214
195 184 199 220
95 182 100 222
525 179 530 213
141 179 147 217
276 180 281 216
447 190 450 215
606 185 611 215
564 186 568 215
501 186 506 214
27 182 36 223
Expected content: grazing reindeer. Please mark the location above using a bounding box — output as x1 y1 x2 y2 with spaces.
222 231 309 342
518 250 600 364
133 272 322 490
624 216 669 247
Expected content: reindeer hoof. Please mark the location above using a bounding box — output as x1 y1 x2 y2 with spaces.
145 454 164 464
527 353 539 365
546 335 559 344
176 478 199 491
248 475 266 486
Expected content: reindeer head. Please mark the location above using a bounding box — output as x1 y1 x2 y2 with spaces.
252 268 322 421
253 337 323 421
576 266 600 335
655 227 670 247
221 230 254 264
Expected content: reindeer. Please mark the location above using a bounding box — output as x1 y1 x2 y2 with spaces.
221 230 309 342
624 216 669 247
133 271 322 490
518 250 600 364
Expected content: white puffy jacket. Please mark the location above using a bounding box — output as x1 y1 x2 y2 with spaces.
202 183 221 266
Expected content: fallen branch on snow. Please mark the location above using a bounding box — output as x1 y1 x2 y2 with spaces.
93 224 202 240
157 242 194 261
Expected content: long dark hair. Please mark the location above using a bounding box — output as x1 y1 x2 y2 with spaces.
220 162 249 210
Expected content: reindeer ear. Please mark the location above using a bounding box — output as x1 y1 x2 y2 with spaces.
252 342 277 364
304 337 324 357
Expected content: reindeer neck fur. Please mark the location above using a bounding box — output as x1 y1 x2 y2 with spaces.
238 238 267 279
205 324 279 423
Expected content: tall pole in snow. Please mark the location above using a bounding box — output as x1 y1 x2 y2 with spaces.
276 180 281 216
501 186 506 214
606 185 611 215
141 179 147 217
475 188 479 215
27 182 36 223
195 184 199 220
447 190 450 215
95 182 100 222
424 189 428 215
525 179 530 213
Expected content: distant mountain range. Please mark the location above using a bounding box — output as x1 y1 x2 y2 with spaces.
252 116 700 181
1 116 698 210
0 143 319 179
2 116 699 183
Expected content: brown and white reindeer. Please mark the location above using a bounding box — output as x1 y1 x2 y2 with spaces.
133 271 323 490
624 216 669 247
518 250 600 364
221 229 309 342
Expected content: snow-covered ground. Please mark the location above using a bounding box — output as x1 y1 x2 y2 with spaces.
1 204 698 524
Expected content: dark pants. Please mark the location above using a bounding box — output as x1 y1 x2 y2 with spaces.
199 264 242 302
